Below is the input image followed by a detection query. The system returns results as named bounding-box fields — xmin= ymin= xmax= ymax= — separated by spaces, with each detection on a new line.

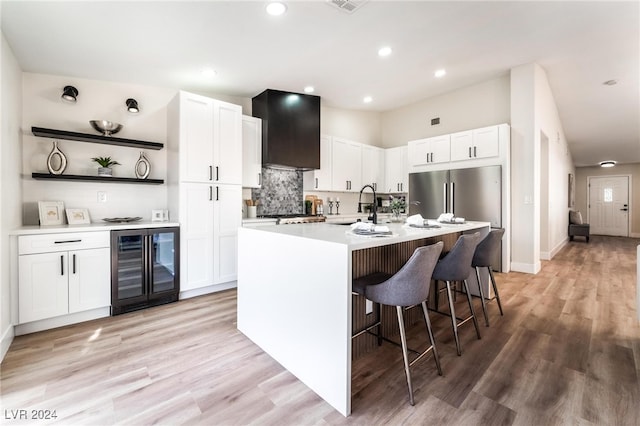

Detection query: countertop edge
xmin=10 ymin=221 xmax=180 ymax=236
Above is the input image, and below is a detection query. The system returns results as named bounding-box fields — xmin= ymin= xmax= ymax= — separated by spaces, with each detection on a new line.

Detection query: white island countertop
xmin=241 ymin=220 xmax=490 ymax=251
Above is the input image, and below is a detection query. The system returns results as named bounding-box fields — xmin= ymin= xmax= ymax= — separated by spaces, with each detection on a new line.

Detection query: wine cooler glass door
xmin=150 ymin=230 xmax=178 ymax=294
xmin=115 ymin=233 xmax=146 ymax=300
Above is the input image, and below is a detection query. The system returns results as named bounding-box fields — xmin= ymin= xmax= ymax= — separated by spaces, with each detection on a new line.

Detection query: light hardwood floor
xmin=2 ymin=236 xmax=639 ymax=425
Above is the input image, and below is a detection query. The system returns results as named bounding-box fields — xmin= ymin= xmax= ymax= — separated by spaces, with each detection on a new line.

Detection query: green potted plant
xmin=91 ymin=156 xmax=121 ymax=177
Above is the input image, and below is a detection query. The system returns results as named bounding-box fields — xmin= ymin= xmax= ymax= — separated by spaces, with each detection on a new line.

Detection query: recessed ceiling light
xmin=363 ymin=96 xmax=372 ymax=103
xmin=434 ymin=69 xmax=446 ymax=78
xmin=378 ymin=46 xmax=392 ymax=57
xmin=603 ymin=79 xmax=618 ymax=86
xmin=304 ymin=86 xmax=315 ymax=93
xmin=599 ymin=160 xmax=616 ymax=167
xmin=266 ymin=2 xmax=287 ymax=16
xmin=202 ymin=68 xmax=217 ymax=78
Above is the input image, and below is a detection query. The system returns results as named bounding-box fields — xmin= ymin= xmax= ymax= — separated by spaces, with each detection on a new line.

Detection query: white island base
xmin=237 ymin=221 xmax=490 ymax=416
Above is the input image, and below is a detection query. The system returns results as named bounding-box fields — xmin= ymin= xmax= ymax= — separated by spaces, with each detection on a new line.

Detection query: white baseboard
xmin=0 ymin=324 xmax=15 ymax=363
xmin=179 ymin=281 xmax=237 ymax=300
xmin=631 ymin=232 xmax=640 ymax=238
xmin=510 ymin=261 xmax=541 ymax=274
xmin=14 ymin=308 xmax=110 ymax=336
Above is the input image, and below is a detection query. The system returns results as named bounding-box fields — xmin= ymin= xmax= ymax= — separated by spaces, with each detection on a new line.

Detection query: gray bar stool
xmin=472 ymin=228 xmax=505 ymax=326
xmin=352 ymin=241 xmax=444 ymax=406
xmin=431 ymin=232 xmax=482 ymax=356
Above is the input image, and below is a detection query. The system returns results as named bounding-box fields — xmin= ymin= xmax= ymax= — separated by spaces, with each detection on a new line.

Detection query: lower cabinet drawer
xmin=19 ymin=231 xmax=110 ymax=255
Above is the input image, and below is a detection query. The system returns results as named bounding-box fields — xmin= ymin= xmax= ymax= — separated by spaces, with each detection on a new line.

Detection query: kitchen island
xmin=237 ymin=221 xmax=490 ymax=416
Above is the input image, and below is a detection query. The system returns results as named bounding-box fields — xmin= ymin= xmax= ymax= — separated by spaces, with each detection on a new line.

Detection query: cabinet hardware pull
xmin=60 ymin=255 xmax=64 ymax=276
xmin=216 ymin=166 xmax=219 ymax=181
xmin=54 ymin=239 xmax=81 ymax=244
xmin=209 ymin=165 xmax=213 ymax=181
xmin=315 ymin=178 xmax=318 ymax=189
xmin=468 ymin=147 xmax=472 ymax=158
xmin=209 ymin=186 xmax=213 ymax=201
xmin=474 ymin=146 xmax=477 ymax=157
xmin=72 ymin=254 xmax=76 ymax=274
xmin=430 ymin=153 xmax=434 ymax=163
xmin=216 ymin=186 xmax=219 ymax=201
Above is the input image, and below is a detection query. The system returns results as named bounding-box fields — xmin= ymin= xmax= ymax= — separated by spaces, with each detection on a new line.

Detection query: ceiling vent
xmin=326 ymin=0 xmax=368 ymax=14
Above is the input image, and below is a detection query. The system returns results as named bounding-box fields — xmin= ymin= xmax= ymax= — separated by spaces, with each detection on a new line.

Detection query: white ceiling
xmin=1 ymin=1 xmax=638 ymax=167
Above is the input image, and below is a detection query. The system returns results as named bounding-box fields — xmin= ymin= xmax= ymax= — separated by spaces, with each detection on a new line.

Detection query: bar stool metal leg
xmin=462 ymin=279 xmax=482 ymax=339
xmin=474 ymin=266 xmax=490 ymax=326
xmin=445 ymin=280 xmax=462 ymax=356
xmin=488 ymin=268 xmax=504 ymax=315
xmin=396 ymin=306 xmax=414 ymax=406
xmin=421 ymin=301 xmax=442 ymax=375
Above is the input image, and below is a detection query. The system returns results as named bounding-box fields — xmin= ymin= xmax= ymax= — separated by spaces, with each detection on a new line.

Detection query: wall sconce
xmin=126 ymin=98 xmax=140 ymax=113
xmin=61 ymin=85 xmax=78 ymax=103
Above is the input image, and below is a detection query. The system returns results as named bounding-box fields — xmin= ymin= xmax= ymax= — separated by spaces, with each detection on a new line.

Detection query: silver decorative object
xmin=46 ymin=140 xmax=67 ymax=175
xmin=135 ymin=152 xmax=150 ymax=179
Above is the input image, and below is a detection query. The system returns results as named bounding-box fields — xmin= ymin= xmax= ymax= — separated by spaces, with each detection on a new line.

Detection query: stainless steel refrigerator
xmin=409 ymin=165 xmax=502 ymax=272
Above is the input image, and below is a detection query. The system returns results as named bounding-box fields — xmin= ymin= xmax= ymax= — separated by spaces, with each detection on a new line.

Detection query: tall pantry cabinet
xmin=167 ymin=91 xmax=243 ymax=297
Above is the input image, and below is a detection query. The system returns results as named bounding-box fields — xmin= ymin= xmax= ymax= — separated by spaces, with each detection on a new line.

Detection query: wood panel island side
xmin=237 ymin=221 xmax=490 ymax=416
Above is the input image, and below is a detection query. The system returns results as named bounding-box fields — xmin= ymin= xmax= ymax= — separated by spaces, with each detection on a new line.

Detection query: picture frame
xmin=38 ymin=201 xmax=65 ymax=226
xmin=568 ymin=173 xmax=575 ymax=208
xmin=66 ymin=208 xmax=91 ymax=225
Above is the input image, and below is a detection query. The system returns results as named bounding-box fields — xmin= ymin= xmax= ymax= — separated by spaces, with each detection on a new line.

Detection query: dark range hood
xmin=252 ymin=89 xmax=320 ymax=170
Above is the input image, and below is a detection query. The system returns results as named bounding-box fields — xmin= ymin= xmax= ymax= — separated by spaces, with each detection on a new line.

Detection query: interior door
xmin=589 ymin=176 xmax=629 ymax=236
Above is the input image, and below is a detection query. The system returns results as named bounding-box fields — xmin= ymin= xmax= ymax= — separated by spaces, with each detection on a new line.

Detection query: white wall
xmin=510 ymin=63 xmax=574 ymax=272
xmin=380 ymin=75 xmax=511 ymax=147
xmin=21 ymin=73 xmax=177 ymax=224
xmin=1 ymin=32 xmax=23 ymax=360
xmin=321 ymin=106 xmax=382 ymax=146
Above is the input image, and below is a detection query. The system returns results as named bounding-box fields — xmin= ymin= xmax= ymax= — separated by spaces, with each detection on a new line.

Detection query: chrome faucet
xmin=357 ymin=184 xmax=377 ymax=224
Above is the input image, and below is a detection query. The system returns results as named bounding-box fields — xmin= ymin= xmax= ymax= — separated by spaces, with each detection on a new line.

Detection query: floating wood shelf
xmin=31 ymin=173 xmax=164 ymax=185
xmin=32 ymin=127 xmax=164 ymax=150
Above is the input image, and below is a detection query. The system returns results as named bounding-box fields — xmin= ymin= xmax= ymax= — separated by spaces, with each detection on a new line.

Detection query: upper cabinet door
xmin=361 ymin=145 xmax=385 ymax=192
xmin=180 ymin=93 xmax=215 ymax=183
xmin=472 ymin=125 xmax=500 ymax=159
xmin=385 ymin=146 xmax=408 ymax=193
xmin=450 ymin=130 xmax=473 ymax=162
xmin=429 ymin=135 xmax=451 ymax=164
xmin=332 ymin=137 xmax=362 ymax=192
xmin=213 ymin=100 xmax=243 ymax=185
xmin=242 ymin=115 xmax=262 ymax=188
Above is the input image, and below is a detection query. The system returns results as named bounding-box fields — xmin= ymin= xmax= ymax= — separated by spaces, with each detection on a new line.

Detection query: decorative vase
xmin=98 ymin=167 xmax=112 ymax=177
xmin=391 ymin=209 xmax=402 ymax=222
xmin=46 ymin=140 xmax=67 ymax=175
xmin=135 ymin=152 xmax=150 ymax=179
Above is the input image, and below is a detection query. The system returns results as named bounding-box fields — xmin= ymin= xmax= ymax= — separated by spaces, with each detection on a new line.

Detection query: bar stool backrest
xmin=472 ymin=228 xmax=505 ymax=268
xmin=365 ymin=241 xmax=443 ymax=307
xmin=432 ymin=232 xmax=481 ymax=282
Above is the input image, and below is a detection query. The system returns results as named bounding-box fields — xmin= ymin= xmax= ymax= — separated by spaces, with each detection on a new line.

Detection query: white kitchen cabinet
xmin=385 ymin=146 xmax=408 ymax=193
xmin=168 ymin=91 xmax=243 ymax=296
xmin=214 ymin=100 xmax=243 ymax=185
xmin=173 ymin=91 xmax=242 ymax=184
xmin=179 ymin=183 xmax=215 ymax=292
xmin=361 ymin=145 xmax=385 ymax=192
xmin=450 ymin=125 xmax=499 ymax=162
xmin=213 ymin=184 xmax=242 ymax=284
xmin=332 ymin=137 xmax=362 ymax=192
xmin=303 ymin=135 xmax=332 ymax=191
xmin=242 ymin=115 xmax=262 ymax=188
xmin=18 ymin=232 xmax=110 ymax=324
xmin=408 ymin=135 xmax=450 ymax=167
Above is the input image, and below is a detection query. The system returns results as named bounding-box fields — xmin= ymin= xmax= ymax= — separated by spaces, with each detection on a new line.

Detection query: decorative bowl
xmin=90 ymin=120 xmax=123 ymax=136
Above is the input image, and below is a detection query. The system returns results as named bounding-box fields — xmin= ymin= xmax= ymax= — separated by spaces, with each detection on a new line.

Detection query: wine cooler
xmin=111 ymin=227 xmax=180 ymax=315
